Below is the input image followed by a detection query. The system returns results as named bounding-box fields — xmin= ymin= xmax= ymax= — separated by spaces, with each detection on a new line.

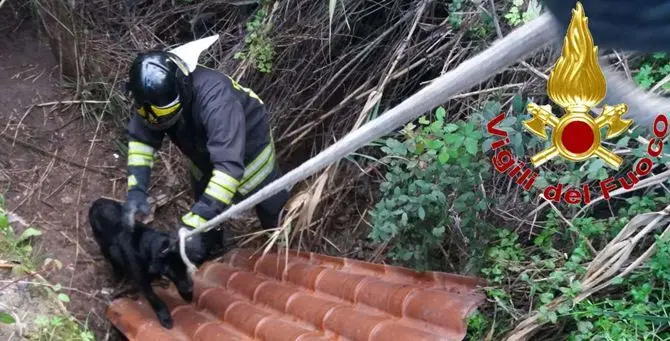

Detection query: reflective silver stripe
xmin=239 ymin=148 xmax=275 ymax=195
xmin=182 ymin=212 xmax=206 ymax=228
xmin=128 ymin=175 xmax=138 ymax=188
xmin=204 ymin=181 xmax=234 ymax=204
xmin=241 ymin=144 xmax=272 ymax=183
xmin=128 ymin=155 xmax=154 ymax=167
xmin=211 ymin=169 xmax=239 ymax=193
xmin=128 ymin=141 xmax=155 ymax=157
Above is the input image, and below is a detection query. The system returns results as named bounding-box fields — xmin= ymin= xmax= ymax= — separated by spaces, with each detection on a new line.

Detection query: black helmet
xmin=127 ymin=50 xmax=191 ymax=130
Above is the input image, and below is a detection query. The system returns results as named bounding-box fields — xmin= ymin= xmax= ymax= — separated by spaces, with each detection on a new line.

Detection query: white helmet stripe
xmin=168 ymin=34 xmax=219 ymax=73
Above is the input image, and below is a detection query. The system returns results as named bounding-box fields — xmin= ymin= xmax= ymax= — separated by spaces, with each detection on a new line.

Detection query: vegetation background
xmin=1 ymin=0 xmax=670 ymax=340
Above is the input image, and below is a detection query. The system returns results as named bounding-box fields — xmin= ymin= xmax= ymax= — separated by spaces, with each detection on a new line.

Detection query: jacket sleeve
xmin=126 ymin=114 xmax=165 ymax=196
xmin=182 ymin=81 xmax=246 ymax=228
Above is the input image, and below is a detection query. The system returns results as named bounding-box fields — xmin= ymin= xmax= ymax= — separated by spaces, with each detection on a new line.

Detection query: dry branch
xmin=505 ymin=204 xmax=670 ymax=341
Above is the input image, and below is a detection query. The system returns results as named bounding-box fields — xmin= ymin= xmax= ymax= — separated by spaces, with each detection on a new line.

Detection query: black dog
xmin=89 ymin=197 xmax=195 ymax=329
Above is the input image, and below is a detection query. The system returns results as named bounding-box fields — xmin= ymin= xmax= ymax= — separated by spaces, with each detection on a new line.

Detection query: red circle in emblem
xmin=561 ymin=121 xmax=594 ymax=154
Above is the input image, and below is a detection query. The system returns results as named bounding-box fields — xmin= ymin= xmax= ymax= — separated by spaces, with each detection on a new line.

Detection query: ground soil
xmin=0 ymin=8 xmax=271 ymax=340
xmin=0 ymin=8 xmax=128 ymax=340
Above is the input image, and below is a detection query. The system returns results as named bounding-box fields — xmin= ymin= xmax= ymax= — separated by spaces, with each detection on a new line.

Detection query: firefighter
xmin=122 ymin=36 xmax=290 ymax=263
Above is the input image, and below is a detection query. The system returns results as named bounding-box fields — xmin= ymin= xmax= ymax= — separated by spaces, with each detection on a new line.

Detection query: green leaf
xmin=0 ymin=214 xmax=9 ymax=230
xmin=533 ymin=176 xmax=549 ymax=189
xmin=438 ymin=146 xmax=450 ymax=164
xmin=432 ymin=226 xmax=445 ymax=238
xmin=482 ymin=137 xmax=496 ymax=152
xmin=559 ymin=174 xmax=572 ymax=184
xmin=18 ymin=227 xmax=41 ymax=242
xmin=443 ymin=123 xmax=459 ymax=133
xmin=548 ymin=311 xmax=558 ymax=324
xmin=427 ymin=139 xmax=445 ymax=150
xmin=512 ymin=94 xmax=525 ymax=114
xmin=435 ymin=106 xmax=446 ymax=121
xmin=465 ymin=138 xmax=478 ymax=155
xmin=610 ymin=276 xmax=624 ymax=285
xmin=53 ymin=283 xmax=62 ymax=292
xmin=445 ymin=134 xmax=463 ymax=147
xmin=577 ymin=321 xmax=594 ymax=333
xmin=511 ymin=132 xmax=523 ymax=149
xmin=539 ymin=292 xmax=554 ymax=304
xmin=35 ymin=315 xmax=49 ymax=327
xmin=587 ymin=158 xmax=605 ymax=174
xmin=482 ymin=101 xmax=502 ymax=119
xmin=653 ymin=52 xmax=667 ymax=59
xmin=385 ymin=138 xmax=407 ymax=156
xmin=57 ymin=293 xmax=70 ymax=303
xmin=468 ymin=129 xmax=483 ymax=140
xmin=418 ymin=207 xmax=426 ymax=220
xmin=0 ymin=312 xmax=15 ymax=324
xmin=418 ymin=116 xmax=430 ymax=125
xmin=429 ymin=121 xmax=443 ymax=134
xmin=616 ymin=136 xmax=630 ymax=147
xmin=501 ymin=116 xmax=517 ymax=127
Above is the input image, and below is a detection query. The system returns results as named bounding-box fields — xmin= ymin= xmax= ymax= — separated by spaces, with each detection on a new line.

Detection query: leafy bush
xmin=504 ymin=0 xmax=542 ymax=27
xmin=632 ymin=52 xmax=670 ymax=91
xmin=0 ymin=195 xmax=41 ymax=274
xmin=367 ymin=92 xmax=670 ymax=339
xmin=234 ymin=2 xmax=275 ymax=74
xmin=367 ymin=106 xmax=490 ymax=270
xmin=466 ymin=196 xmax=670 ymax=340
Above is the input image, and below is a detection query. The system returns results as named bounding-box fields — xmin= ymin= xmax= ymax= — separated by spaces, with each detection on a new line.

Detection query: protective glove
xmin=122 ymin=189 xmax=151 ymax=229
xmin=180 ymin=226 xmax=208 ymax=265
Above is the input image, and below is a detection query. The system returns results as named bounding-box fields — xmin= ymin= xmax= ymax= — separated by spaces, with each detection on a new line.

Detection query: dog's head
xmin=162 ymin=229 xmax=210 ymax=266
xmin=149 ymin=233 xmax=194 ymax=302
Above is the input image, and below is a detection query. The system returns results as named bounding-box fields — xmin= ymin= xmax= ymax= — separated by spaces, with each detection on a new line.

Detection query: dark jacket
xmin=125 ymin=66 xmax=275 ymax=226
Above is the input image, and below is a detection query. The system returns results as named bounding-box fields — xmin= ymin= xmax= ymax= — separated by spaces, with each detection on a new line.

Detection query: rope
xmin=177 ymin=12 xmax=561 ymax=275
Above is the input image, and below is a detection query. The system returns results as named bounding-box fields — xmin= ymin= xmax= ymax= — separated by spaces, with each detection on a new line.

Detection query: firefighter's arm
xmin=181 ymin=82 xmax=246 ymax=228
xmin=126 ymin=114 xmax=165 ymax=199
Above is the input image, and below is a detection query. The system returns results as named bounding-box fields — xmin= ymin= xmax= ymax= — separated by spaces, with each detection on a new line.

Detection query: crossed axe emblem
xmin=523 ymin=102 xmax=632 ymax=169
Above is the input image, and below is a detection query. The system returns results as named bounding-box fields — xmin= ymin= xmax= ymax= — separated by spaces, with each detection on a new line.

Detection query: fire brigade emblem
xmin=522 ymin=1 xmax=632 ymax=169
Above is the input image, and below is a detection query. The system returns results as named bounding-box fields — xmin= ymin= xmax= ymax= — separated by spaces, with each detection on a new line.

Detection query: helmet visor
xmin=134 ymin=97 xmax=182 ymax=129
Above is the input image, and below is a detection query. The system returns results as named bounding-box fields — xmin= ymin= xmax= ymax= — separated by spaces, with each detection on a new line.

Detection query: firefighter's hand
xmin=180 ymin=225 xmax=208 ymax=265
xmin=123 ymin=190 xmax=151 ymax=227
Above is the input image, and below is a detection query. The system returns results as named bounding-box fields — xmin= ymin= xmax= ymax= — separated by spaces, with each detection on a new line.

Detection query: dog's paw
xmin=157 ymin=310 xmax=174 ymax=329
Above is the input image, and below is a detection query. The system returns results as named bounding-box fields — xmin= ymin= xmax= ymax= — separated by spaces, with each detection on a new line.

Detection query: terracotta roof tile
xmin=107 ymin=248 xmax=486 ymax=341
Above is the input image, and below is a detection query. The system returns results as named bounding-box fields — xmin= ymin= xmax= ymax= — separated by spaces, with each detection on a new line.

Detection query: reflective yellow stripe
xmin=211 ymin=169 xmax=239 ymax=193
xmin=182 ymin=212 xmax=207 ymax=228
xmin=239 ymin=146 xmax=275 ymax=195
xmin=128 ymin=141 xmax=155 ymax=157
xmin=241 ymin=144 xmax=272 ymax=183
xmin=204 ymin=181 xmax=234 ymax=205
xmin=128 ymin=175 xmax=138 ymax=188
xmin=225 ymin=75 xmax=264 ymax=104
xmin=128 ymin=155 xmax=154 ymax=167
xmin=151 ymin=100 xmax=181 ymax=117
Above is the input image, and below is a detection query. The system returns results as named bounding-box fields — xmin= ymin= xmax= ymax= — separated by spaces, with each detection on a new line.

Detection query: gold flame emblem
xmin=522 ymin=1 xmax=632 ymax=169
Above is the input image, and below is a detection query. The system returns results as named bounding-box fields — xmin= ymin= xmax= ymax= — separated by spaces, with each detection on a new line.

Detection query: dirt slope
xmin=1 ymin=8 xmax=125 ymax=340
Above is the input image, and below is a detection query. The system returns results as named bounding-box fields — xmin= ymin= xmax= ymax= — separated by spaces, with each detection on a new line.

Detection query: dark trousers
xmin=190 ymin=162 xmax=290 ymax=230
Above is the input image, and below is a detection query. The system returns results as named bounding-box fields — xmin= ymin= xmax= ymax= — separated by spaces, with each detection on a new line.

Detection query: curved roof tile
xmin=107 ymin=248 xmax=486 ymax=341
